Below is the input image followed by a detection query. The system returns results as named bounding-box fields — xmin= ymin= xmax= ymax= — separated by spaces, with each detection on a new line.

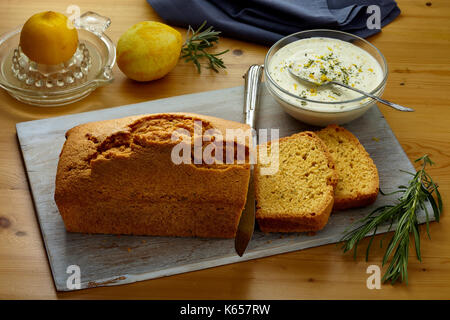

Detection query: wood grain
xmin=0 ymin=0 xmax=449 ymax=299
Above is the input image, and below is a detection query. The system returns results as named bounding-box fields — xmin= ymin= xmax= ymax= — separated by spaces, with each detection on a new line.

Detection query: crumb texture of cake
xmin=317 ymin=124 xmax=379 ymax=210
xmin=255 ymin=131 xmax=337 ymax=233
xmin=54 ymin=112 xmax=251 ymax=238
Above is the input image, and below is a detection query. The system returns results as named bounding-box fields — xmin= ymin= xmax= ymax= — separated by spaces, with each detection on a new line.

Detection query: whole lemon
xmin=20 ymin=11 xmax=78 ymax=65
xmin=117 ymin=21 xmax=182 ymax=81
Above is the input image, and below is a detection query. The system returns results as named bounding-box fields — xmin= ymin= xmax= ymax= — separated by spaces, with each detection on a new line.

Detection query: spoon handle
xmin=330 ymin=81 xmax=414 ymax=112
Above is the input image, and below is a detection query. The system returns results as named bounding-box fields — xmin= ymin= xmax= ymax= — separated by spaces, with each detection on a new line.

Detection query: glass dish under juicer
xmin=0 ymin=11 xmax=116 ymax=107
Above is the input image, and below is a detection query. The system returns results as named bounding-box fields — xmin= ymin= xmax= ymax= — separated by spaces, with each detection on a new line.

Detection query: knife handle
xmin=244 ymin=64 xmax=264 ymax=129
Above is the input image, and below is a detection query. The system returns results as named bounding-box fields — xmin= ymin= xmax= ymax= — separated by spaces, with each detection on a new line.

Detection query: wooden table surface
xmin=0 ymin=0 xmax=449 ymax=299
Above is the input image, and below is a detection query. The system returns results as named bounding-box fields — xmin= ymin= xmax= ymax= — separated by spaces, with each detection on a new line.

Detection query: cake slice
xmin=316 ymin=125 xmax=379 ymax=210
xmin=254 ymin=131 xmax=337 ymax=233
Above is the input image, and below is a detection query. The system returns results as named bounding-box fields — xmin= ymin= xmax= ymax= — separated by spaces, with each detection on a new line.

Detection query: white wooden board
xmin=16 ymin=85 xmax=429 ymax=291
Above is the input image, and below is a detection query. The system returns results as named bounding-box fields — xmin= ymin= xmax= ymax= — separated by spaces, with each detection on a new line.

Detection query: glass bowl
xmin=0 ymin=11 xmax=116 ymax=107
xmin=264 ymin=29 xmax=388 ymax=126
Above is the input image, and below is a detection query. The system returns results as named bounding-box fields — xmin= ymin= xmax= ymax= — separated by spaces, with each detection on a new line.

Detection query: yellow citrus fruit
xmin=117 ymin=21 xmax=182 ymax=81
xmin=20 ymin=11 xmax=78 ymax=65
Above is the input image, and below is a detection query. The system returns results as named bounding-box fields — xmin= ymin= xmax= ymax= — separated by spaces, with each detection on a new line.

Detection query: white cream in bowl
xmin=267 ymin=37 xmax=384 ymax=111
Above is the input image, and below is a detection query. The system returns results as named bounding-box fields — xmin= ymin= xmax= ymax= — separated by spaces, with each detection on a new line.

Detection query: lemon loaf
xmin=316 ymin=125 xmax=379 ymax=210
xmin=54 ymin=113 xmax=251 ymax=238
xmin=254 ymin=132 xmax=338 ymax=233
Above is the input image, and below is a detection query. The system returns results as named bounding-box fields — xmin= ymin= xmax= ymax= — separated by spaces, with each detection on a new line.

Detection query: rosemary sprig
xmin=181 ymin=21 xmax=229 ymax=73
xmin=341 ymin=155 xmax=442 ymax=284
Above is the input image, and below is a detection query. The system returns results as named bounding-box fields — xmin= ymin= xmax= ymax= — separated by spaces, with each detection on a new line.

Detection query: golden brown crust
xmin=333 ymin=192 xmax=379 ymax=210
xmin=55 ymin=112 xmax=251 ymax=238
xmin=317 ymin=124 xmax=379 ymax=211
xmin=257 ymin=196 xmax=334 ymax=232
xmin=254 ymin=131 xmax=337 ymax=233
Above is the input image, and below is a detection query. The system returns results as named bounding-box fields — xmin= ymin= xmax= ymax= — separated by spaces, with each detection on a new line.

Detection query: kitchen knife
xmin=235 ymin=64 xmax=263 ymax=257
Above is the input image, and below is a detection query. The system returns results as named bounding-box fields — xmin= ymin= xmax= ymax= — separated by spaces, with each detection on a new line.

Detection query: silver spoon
xmin=287 ymin=66 xmax=414 ymax=112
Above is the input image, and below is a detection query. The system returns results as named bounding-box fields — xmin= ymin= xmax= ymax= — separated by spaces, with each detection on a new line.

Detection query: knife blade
xmin=235 ymin=64 xmax=263 ymax=257
xmin=235 ymin=171 xmax=255 ymax=256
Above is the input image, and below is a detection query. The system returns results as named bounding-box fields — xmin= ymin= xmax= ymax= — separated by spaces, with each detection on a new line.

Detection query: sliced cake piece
xmin=316 ymin=124 xmax=379 ymax=210
xmin=254 ymin=131 xmax=337 ymax=233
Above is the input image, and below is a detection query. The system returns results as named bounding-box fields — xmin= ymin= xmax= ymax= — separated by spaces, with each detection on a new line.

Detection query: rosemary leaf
xmin=181 ymin=21 xmax=229 ymax=73
xmin=340 ymin=155 xmax=442 ymax=284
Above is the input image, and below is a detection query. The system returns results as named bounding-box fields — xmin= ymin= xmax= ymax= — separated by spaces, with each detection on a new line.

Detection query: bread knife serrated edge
xmin=235 ymin=64 xmax=263 ymax=257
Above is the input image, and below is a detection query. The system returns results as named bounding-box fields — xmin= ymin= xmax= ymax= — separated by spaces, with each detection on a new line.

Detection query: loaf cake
xmin=254 ymin=132 xmax=337 ymax=233
xmin=54 ymin=113 xmax=251 ymax=238
xmin=316 ymin=125 xmax=379 ymax=210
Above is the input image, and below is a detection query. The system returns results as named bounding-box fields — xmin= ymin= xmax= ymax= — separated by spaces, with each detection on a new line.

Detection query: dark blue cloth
xmin=147 ymin=0 xmax=400 ymax=46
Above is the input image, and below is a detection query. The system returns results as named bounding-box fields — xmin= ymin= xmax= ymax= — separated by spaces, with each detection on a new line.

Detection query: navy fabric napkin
xmin=146 ymin=0 xmax=400 ymax=46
